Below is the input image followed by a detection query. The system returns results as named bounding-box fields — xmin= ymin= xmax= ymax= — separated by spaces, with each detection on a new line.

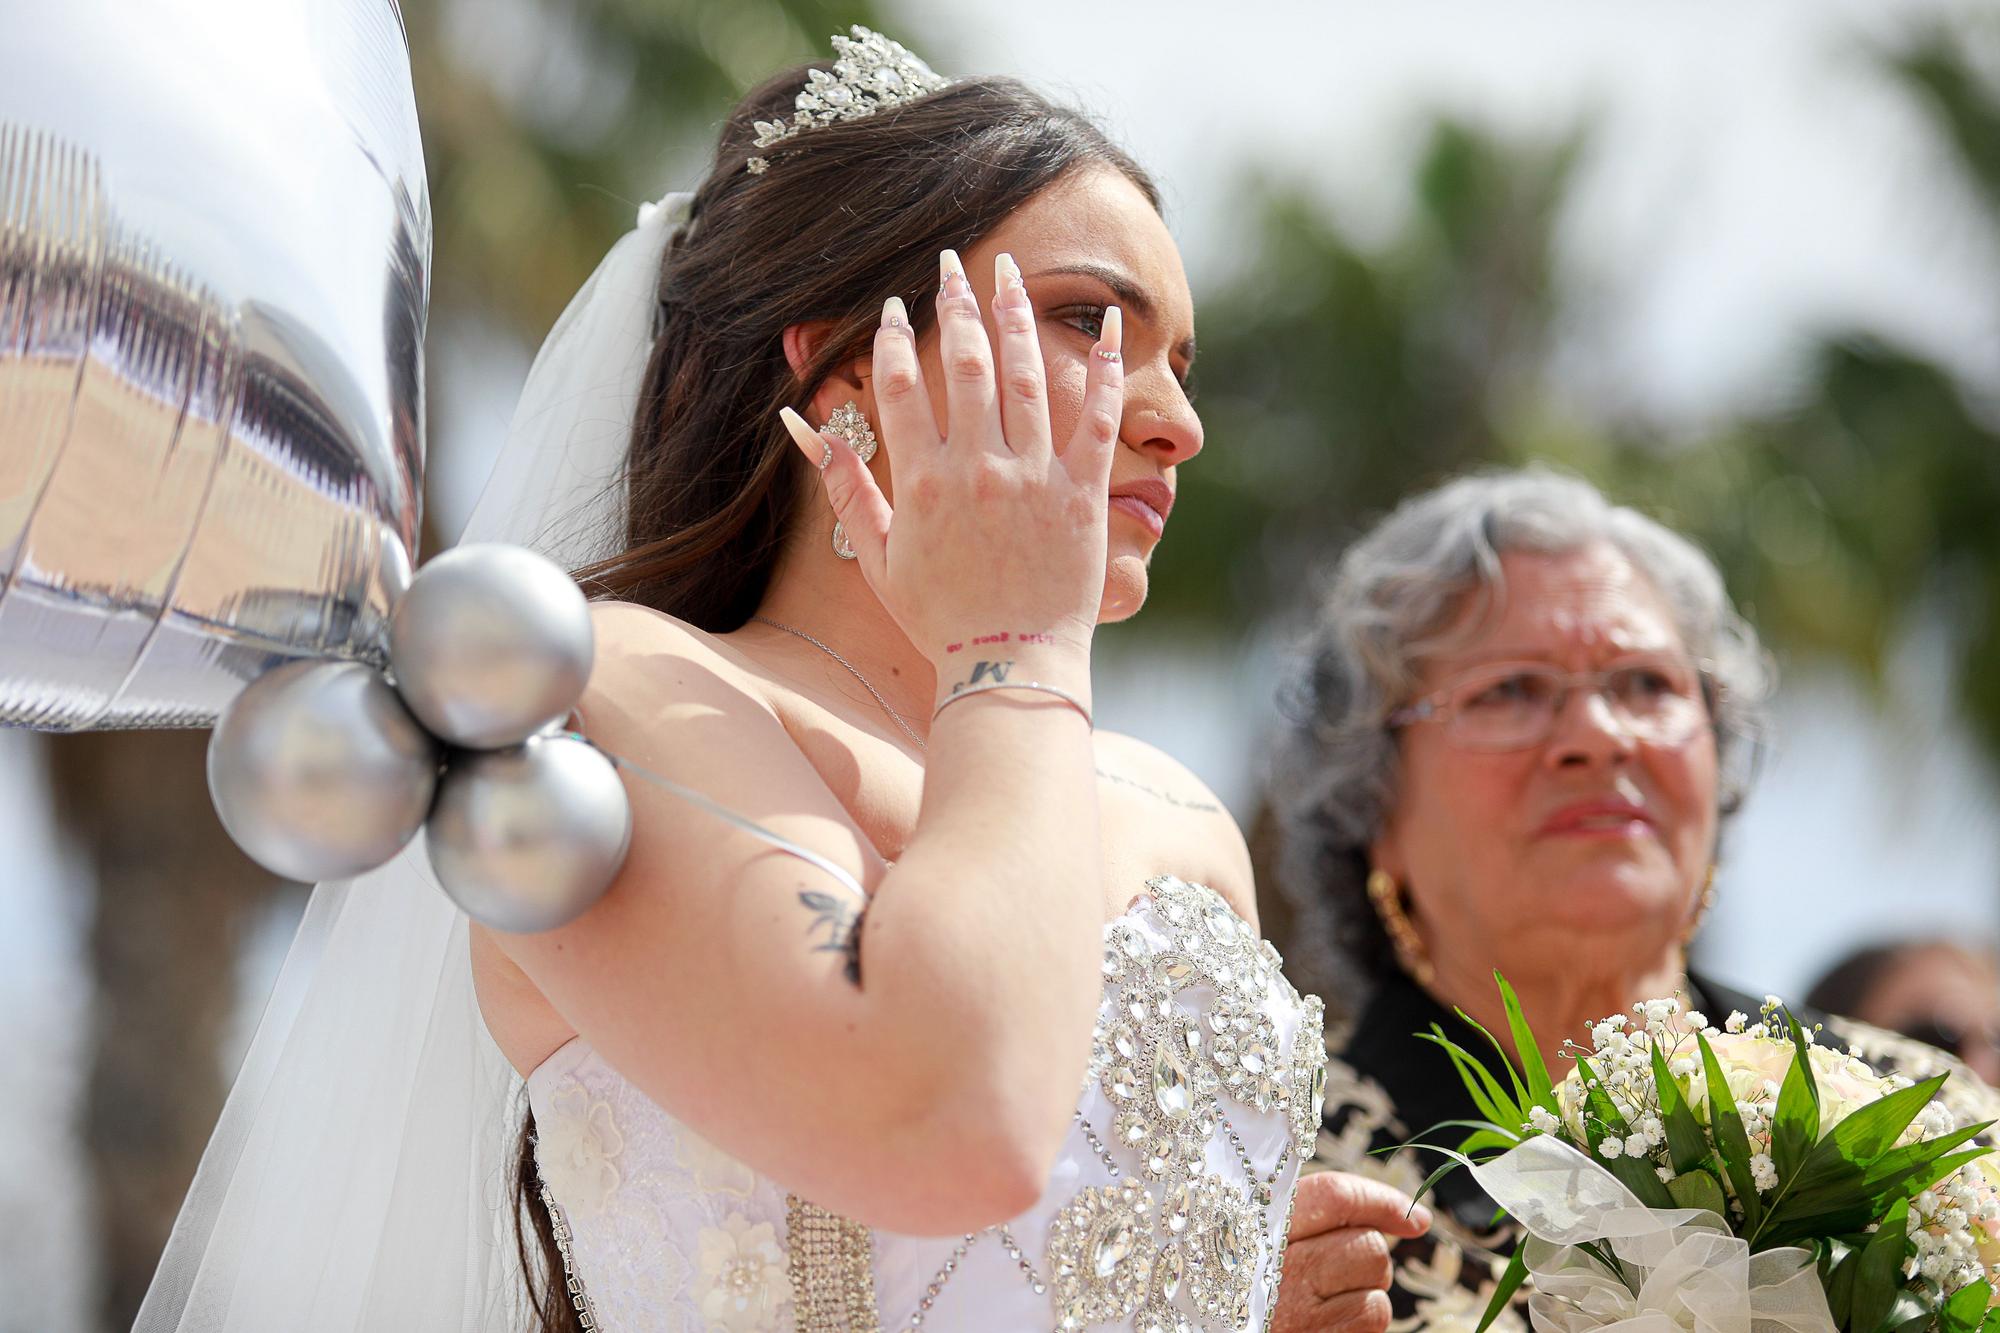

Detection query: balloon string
xmin=566 ymin=733 xmax=869 ymax=903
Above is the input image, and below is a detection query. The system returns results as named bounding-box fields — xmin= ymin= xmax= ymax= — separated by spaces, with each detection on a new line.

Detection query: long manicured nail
xmin=938 ymin=248 xmax=969 ymax=300
xmin=1095 ymin=305 xmax=1123 ymax=363
xmin=994 ymin=251 xmax=1025 ymax=306
xmin=778 ymin=406 xmax=832 ymax=469
xmin=882 ymin=295 xmax=908 ymax=330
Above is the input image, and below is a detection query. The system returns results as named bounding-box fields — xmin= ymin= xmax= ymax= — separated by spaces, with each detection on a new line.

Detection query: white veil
xmin=133 ymin=193 xmax=692 ymax=1332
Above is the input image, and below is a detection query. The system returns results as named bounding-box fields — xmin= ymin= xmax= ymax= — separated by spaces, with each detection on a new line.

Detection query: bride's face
xmin=847 ymin=167 xmax=1203 ymax=623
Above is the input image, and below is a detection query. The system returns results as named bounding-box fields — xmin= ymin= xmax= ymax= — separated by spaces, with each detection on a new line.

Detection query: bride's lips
xmin=1108 ymin=479 xmax=1173 ymax=538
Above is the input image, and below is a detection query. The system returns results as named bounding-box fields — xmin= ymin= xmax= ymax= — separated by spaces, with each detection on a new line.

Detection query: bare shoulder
xmin=1093 ymin=730 xmax=1257 ymax=926
xmin=579 ymin=601 xmax=779 ymax=743
xmin=587 ymin=599 xmax=749 ymax=674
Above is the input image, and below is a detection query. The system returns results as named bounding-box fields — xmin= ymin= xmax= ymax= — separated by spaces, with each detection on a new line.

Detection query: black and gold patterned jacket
xmin=1309 ymin=968 xmax=2000 ymax=1333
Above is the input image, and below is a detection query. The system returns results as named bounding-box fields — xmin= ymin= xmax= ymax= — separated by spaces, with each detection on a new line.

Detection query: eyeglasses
xmin=1387 ymin=655 xmax=1715 ymax=752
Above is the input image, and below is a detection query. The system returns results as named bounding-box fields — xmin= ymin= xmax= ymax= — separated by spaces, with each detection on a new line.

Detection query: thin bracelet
xmin=932 ymin=680 xmax=1093 ymax=728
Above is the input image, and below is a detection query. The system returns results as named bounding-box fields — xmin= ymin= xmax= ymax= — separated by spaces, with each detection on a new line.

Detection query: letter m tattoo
xmin=968 ymin=659 xmax=1013 ymax=687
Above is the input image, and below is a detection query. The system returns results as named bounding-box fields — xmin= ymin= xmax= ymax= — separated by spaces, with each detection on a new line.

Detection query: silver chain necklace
xmin=751 ymin=615 xmax=928 ymax=752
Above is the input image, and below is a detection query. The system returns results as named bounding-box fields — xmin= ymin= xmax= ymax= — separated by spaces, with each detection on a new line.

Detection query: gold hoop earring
xmin=824 ymin=400 xmax=877 ymax=560
xmin=1683 ymin=865 xmax=1718 ymax=947
xmin=1367 ymin=868 xmax=1434 ymax=988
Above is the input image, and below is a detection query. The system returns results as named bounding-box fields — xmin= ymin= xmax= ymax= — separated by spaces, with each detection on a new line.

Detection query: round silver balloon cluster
xmin=206 ymin=545 xmax=632 ymax=931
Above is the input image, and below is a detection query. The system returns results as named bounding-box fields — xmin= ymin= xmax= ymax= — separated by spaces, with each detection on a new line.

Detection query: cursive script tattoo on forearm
xmin=941 ymin=630 xmax=1058 ymax=656
xmin=798 ymin=890 xmax=864 ymax=986
xmin=1096 ymin=766 xmax=1223 ymax=814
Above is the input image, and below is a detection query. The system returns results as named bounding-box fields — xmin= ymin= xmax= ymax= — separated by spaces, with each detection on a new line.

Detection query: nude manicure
xmin=1095 ymin=305 xmax=1123 ymax=363
xmin=938 ymin=248 xmax=969 ymax=300
xmin=778 ymin=406 xmax=832 ymax=469
xmin=994 ymin=251 xmax=1024 ymax=304
xmin=882 ymin=295 xmax=908 ymax=329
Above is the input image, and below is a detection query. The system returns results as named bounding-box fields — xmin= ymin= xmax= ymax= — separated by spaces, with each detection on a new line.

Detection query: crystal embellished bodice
xmin=525 ymin=875 xmax=1327 ymax=1332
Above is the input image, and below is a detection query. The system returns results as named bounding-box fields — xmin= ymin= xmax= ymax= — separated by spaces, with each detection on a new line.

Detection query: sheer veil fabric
xmin=135 ymin=195 xmax=691 ymax=1331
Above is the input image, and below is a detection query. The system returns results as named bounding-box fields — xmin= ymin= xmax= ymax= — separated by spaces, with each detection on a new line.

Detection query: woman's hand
xmin=1270 ymin=1172 xmax=1432 ymax=1333
xmin=781 ymin=248 xmax=1124 ymax=675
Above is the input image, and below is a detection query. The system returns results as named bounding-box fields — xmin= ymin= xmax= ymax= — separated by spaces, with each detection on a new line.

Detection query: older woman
xmin=1271 ymin=468 xmax=1996 ymax=1331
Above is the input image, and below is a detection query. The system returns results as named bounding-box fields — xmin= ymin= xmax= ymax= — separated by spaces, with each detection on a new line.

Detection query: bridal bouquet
xmin=1417 ymin=979 xmax=2000 ymax=1333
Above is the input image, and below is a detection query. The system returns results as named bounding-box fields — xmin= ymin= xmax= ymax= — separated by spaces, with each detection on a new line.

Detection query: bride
xmin=139 ymin=28 xmax=1424 ymax=1332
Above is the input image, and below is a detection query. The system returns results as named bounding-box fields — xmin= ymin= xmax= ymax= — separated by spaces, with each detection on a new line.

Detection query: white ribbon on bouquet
xmin=1467 ymin=1135 xmax=1838 ymax=1333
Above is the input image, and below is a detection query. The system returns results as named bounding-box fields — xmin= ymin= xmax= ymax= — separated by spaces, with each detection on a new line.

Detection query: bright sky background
xmin=6 ymin=0 xmax=2000 ymax=1318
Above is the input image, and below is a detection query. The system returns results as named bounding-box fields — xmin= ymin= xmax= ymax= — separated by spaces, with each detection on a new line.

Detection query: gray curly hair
xmin=1270 ymin=467 xmax=1773 ymax=1005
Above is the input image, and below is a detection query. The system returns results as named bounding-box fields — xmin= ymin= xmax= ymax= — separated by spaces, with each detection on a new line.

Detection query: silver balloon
xmin=389 ymin=544 xmax=594 ymax=750
xmin=0 ymin=0 xmax=428 ymax=731
xmin=427 ymin=734 xmax=631 ymax=933
xmin=208 ymin=658 xmax=439 ymax=882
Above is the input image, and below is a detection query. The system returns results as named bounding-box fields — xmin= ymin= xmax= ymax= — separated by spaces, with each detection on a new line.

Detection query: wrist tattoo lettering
xmin=942 ymin=630 xmax=1058 ymax=655
xmin=799 ymin=890 xmax=864 ymax=986
xmin=944 ymin=659 xmax=1014 ymax=694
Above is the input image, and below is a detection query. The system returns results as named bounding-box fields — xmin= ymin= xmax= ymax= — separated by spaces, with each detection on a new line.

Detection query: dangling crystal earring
xmin=1367 ymin=868 xmax=1435 ymax=988
xmin=824 ymin=400 xmax=877 ymax=561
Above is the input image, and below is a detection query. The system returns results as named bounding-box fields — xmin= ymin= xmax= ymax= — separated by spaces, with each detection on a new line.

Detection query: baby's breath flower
xmin=1750 ymin=1153 xmax=1779 ymax=1193
xmin=1725 ymin=1012 xmax=1748 ymax=1034
xmin=1599 ymin=1137 xmax=1625 ymax=1160
xmin=1624 ymin=1132 xmax=1650 ymax=1158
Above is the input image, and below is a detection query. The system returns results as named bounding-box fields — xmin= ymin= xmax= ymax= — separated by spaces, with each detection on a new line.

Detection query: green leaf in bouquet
xmin=1650 ymin=1045 xmax=1714 ymax=1177
xmin=1573 ymin=1057 xmax=1629 ymax=1135
xmin=1419 ymin=1026 xmax=1523 ymax=1131
xmin=1979 ymin=1302 xmax=2000 ymax=1333
xmin=1942 ymin=1278 xmax=1992 ymax=1333
xmin=1763 ymin=1121 xmax=1991 ymax=1242
xmin=1881 ymin=1290 xmax=1936 ymax=1333
xmin=1823 ymin=1238 xmax=1859 ymax=1328
xmin=1496 ymin=972 xmax=1558 ymax=1108
xmin=1666 ymin=1168 xmax=1729 ymax=1217
xmin=1824 ymin=1074 xmax=1950 ymax=1166
xmin=1381 ymin=1125 xmax=1531 ymax=1207
xmin=1475 ymin=1244 xmax=1531 ymax=1333
xmin=1696 ymin=1030 xmax=1765 ymax=1231
xmin=1454 ymin=1003 xmax=1532 ymax=1110
xmin=1381 ymin=1115 xmax=1525 ymax=1163
xmin=1575 ymin=1058 xmax=1677 ymax=1210
xmin=1783 ymin=1012 xmax=1823 ymax=1107
xmin=1849 ymin=1196 xmax=1912 ymax=1333
xmin=1773 ymin=1027 xmax=1823 ymax=1185
xmin=1899 ymin=1145 xmax=1995 ymax=1199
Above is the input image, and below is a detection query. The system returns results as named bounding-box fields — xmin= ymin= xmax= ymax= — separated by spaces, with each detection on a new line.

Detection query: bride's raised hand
xmin=781 ymin=247 xmax=1124 ymax=681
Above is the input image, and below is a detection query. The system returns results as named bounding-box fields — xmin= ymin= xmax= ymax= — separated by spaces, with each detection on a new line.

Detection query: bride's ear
xmin=782 ymin=320 xmax=870 ymax=421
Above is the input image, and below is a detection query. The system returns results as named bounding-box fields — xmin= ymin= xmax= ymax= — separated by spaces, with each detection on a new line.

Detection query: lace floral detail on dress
xmin=1050 ymin=874 xmax=1328 ymax=1333
xmin=538 ymin=1082 xmax=625 ymax=1221
xmin=674 ymin=1123 xmax=758 ymax=1199
xmin=697 ymin=1213 xmax=795 ymax=1331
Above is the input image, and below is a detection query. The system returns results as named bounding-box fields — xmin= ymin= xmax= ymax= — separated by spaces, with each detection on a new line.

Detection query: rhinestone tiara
xmin=746 ymin=26 xmax=951 ymax=175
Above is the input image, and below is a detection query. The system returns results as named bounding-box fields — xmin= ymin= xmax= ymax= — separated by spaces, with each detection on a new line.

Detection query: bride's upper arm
xmin=491 ymin=603 xmax=907 ymax=1183
xmin=1094 ymin=730 xmax=1258 ymax=929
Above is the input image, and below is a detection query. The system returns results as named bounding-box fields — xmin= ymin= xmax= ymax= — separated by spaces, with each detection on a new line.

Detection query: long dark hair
xmin=514 ymin=61 xmax=1159 ymax=1332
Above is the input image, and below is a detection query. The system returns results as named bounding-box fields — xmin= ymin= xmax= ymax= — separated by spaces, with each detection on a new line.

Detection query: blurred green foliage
xmin=406 ymin=0 xmax=884 ymax=333
xmin=1163 ymin=23 xmax=2000 ymax=759
xmin=403 ymin=2 xmax=2000 ymax=757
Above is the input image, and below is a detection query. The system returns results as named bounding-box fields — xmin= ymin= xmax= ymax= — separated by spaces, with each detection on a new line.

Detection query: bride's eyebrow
xmin=1024 ymin=261 xmax=1197 ymax=362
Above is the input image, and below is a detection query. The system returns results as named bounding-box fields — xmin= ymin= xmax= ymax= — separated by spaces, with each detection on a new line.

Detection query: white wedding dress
xmin=526 ymin=874 xmax=1327 ymax=1332
xmin=133 ymin=199 xmax=1328 ymax=1333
